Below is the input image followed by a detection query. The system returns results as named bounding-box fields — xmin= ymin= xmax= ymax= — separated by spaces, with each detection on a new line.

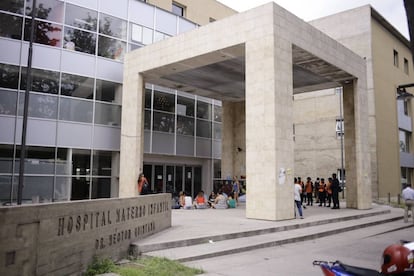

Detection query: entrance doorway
xmin=143 ymin=164 xmax=202 ymax=197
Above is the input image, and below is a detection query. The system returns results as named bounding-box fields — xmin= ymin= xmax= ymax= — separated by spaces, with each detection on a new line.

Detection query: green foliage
xmin=85 ymin=256 xmax=117 ymax=276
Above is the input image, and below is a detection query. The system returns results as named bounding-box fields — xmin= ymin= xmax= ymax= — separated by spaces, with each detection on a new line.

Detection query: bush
xmin=85 ymin=256 xmax=117 ymax=276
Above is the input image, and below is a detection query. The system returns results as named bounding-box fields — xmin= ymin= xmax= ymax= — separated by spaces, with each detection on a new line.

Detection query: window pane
xmin=18 ymin=92 xmax=58 ymax=119
xmin=99 ymin=13 xmax=127 ymax=40
xmin=21 ymin=176 xmax=53 ymax=203
xmin=98 ymin=35 xmax=125 ymax=61
xmin=0 ymin=176 xmax=12 ymax=204
xmin=145 ymin=88 xmax=152 ymax=108
xmin=197 ymin=101 xmax=211 ymax=120
xmin=196 ymin=119 xmax=211 ymax=138
xmin=144 ymin=110 xmax=151 ymax=130
xmin=153 ymin=111 xmax=174 ymax=133
xmin=94 ymin=102 xmax=121 ymax=126
xmin=213 ymin=122 xmax=221 ymax=139
xmin=0 ymin=63 xmax=20 ymax=89
xmin=0 ymin=13 xmax=23 ymax=39
xmin=0 ymin=89 xmax=17 ymax=115
xmin=59 ymin=97 xmax=93 ymax=123
xmin=56 ymin=148 xmax=71 ymax=175
xmin=177 ymin=96 xmax=194 ymax=117
xmin=142 ymin=26 xmax=153 ymax=45
xmin=0 ymin=0 xmax=24 ymax=14
xmin=21 ymin=67 xmax=59 ymax=94
xmin=24 ymin=19 xmax=62 ymax=47
xmin=61 ymin=73 xmax=94 ymax=99
xmin=54 ymin=176 xmax=70 ymax=201
xmin=65 ymin=3 xmax=97 ymax=31
xmin=72 ymin=149 xmax=90 ymax=175
xmin=92 ymin=151 xmax=112 ymax=176
xmin=14 ymin=146 xmax=55 ymax=174
xmin=91 ymin=177 xmax=111 ymax=199
xmin=153 ymin=90 xmax=175 ymax=113
xmin=172 ymin=3 xmax=184 ymax=16
xmin=214 ymin=105 xmax=222 ymax=122
xmin=177 ymin=115 xmax=194 ymax=136
xmin=96 ymin=79 xmax=121 ymax=103
xmin=130 ymin=23 xmax=142 ymax=43
xmin=71 ymin=176 xmax=90 ymax=200
xmin=0 ymin=145 xmax=14 ymax=174
xmin=63 ymin=26 xmax=96 ymax=54
xmin=26 ymin=0 xmax=64 ymax=22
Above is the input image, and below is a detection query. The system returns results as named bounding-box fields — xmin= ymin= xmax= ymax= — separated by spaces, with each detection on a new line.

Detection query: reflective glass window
xmin=0 ymin=0 xmax=24 ymax=14
xmin=54 ymin=176 xmax=70 ymax=201
xmin=177 ymin=96 xmax=194 ymax=117
xmin=96 ymin=79 xmax=121 ymax=103
xmin=99 ymin=13 xmax=127 ymax=40
xmin=172 ymin=2 xmax=185 ymax=17
xmin=26 ymin=0 xmax=64 ymax=23
xmin=18 ymin=92 xmax=58 ymax=119
xmin=59 ymin=97 xmax=93 ymax=123
xmin=63 ymin=26 xmax=96 ymax=54
xmin=213 ymin=122 xmax=221 ymax=139
xmin=91 ymin=177 xmax=111 ymax=199
xmin=56 ymin=148 xmax=71 ymax=175
xmin=71 ymin=176 xmax=90 ymax=200
xmin=98 ymin=35 xmax=125 ymax=61
xmin=92 ymin=151 xmax=111 ymax=176
xmin=21 ymin=67 xmax=59 ymax=94
xmin=72 ymin=149 xmax=91 ymax=175
xmin=61 ymin=73 xmax=94 ymax=99
xmin=153 ymin=111 xmax=174 ymax=133
xmin=0 ymin=176 xmax=12 ymax=204
xmin=0 ymin=13 xmax=23 ymax=39
xmin=21 ymin=176 xmax=53 ymax=203
xmin=94 ymin=102 xmax=121 ymax=126
xmin=65 ymin=3 xmax=97 ymax=31
xmin=24 ymin=19 xmax=62 ymax=47
xmin=213 ymin=104 xmax=222 ymax=122
xmin=0 ymin=63 xmax=20 ymax=89
xmin=153 ymin=90 xmax=175 ymax=113
xmin=197 ymin=101 xmax=211 ymax=120
xmin=0 ymin=89 xmax=17 ymax=115
xmin=154 ymin=31 xmax=170 ymax=42
xmin=144 ymin=110 xmax=151 ymax=130
xmin=196 ymin=119 xmax=211 ymax=138
xmin=145 ymin=88 xmax=152 ymax=109
xmin=177 ymin=115 xmax=194 ymax=136
xmin=0 ymin=145 xmax=14 ymax=174
xmin=14 ymin=146 xmax=55 ymax=174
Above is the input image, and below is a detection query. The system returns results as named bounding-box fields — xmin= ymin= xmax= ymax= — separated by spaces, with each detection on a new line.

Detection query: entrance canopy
xmin=120 ymin=2 xmax=371 ymax=220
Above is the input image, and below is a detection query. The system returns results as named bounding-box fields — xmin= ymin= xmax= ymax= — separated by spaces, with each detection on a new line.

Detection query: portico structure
xmin=120 ymin=2 xmax=371 ymax=220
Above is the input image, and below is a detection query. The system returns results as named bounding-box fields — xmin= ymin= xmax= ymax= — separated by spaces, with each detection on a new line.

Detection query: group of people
xmin=177 ymin=190 xmax=237 ymax=209
xmin=294 ymin=173 xmax=342 ymax=219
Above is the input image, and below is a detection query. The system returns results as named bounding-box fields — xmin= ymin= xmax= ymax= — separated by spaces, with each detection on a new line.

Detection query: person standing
xmin=137 ymin=173 xmax=148 ymax=195
xmin=232 ymin=175 xmax=240 ymax=205
xmin=294 ymin=178 xmax=304 ymax=219
xmin=326 ymin=178 xmax=333 ymax=207
xmin=305 ymin=177 xmax=313 ymax=206
xmin=318 ymin=178 xmax=326 ymax=207
xmin=402 ymin=183 xmax=414 ymax=223
xmin=314 ymin=177 xmax=320 ymax=203
xmin=298 ymin=177 xmax=306 ymax=208
xmin=331 ymin=173 xmax=340 ymax=209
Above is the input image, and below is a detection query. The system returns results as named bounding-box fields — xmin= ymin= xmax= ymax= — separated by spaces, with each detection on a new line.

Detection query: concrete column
xmin=343 ymin=80 xmax=372 ymax=209
xmin=119 ymin=73 xmax=145 ymax=197
xmin=245 ymin=36 xmax=294 ymax=221
xmin=221 ymin=101 xmax=246 ymax=179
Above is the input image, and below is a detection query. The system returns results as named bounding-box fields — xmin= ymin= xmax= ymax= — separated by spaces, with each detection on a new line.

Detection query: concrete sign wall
xmin=0 ymin=194 xmax=171 ymax=276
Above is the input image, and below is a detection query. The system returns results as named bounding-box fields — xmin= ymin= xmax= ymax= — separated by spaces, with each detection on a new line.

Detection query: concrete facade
xmin=120 ymin=3 xmax=370 ymax=220
xmin=0 ymin=194 xmax=171 ymax=276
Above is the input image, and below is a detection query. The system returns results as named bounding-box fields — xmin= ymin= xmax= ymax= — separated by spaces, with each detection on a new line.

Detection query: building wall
xmin=147 ymin=0 xmax=237 ymax=25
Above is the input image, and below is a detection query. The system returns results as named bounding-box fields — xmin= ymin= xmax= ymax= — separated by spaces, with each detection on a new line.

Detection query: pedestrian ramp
xmin=130 ymin=207 xmax=408 ymax=262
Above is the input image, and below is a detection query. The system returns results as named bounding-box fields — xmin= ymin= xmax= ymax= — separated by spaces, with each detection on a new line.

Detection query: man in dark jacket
xmin=331 ymin=173 xmax=340 ymax=209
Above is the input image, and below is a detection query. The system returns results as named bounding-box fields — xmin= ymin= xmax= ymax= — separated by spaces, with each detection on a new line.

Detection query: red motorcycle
xmin=313 ymin=241 xmax=414 ymax=276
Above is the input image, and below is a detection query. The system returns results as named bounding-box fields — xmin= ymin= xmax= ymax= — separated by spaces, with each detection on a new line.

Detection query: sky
xmin=217 ymin=0 xmax=409 ymax=39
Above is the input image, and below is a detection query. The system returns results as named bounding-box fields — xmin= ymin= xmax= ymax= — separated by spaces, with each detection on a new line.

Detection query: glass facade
xmin=0 ymin=0 xmax=220 ymax=205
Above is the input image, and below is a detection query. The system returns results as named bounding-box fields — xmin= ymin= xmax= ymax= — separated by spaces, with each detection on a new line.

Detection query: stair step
xmin=131 ymin=208 xmax=391 ymax=255
xmin=142 ymin=212 xmax=403 ymax=262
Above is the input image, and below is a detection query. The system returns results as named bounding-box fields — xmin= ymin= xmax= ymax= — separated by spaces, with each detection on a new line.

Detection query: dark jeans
xmin=295 ymin=200 xmax=303 ymax=217
xmin=306 ymin=193 xmax=313 ymax=205
xmin=332 ymin=192 xmax=339 ymax=208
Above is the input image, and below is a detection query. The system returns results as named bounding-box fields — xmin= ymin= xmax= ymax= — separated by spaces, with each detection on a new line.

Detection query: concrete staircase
xmin=130 ymin=208 xmax=408 ymax=262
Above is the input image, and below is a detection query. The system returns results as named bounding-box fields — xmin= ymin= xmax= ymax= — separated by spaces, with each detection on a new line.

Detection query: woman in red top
xmin=137 ymin=173 xmax=148 ymax=195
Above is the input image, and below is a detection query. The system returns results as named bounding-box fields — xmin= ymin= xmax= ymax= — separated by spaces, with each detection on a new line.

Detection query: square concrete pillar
xmin=119 ymin=73 xmax=145 ymax=197
xmin=343 ymin=81 xmax=372 ymax=209
xmin=245 ymin=36 xmax=294 ymax=221
xmin=221 ymin=101 xmax=246 ymax=179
